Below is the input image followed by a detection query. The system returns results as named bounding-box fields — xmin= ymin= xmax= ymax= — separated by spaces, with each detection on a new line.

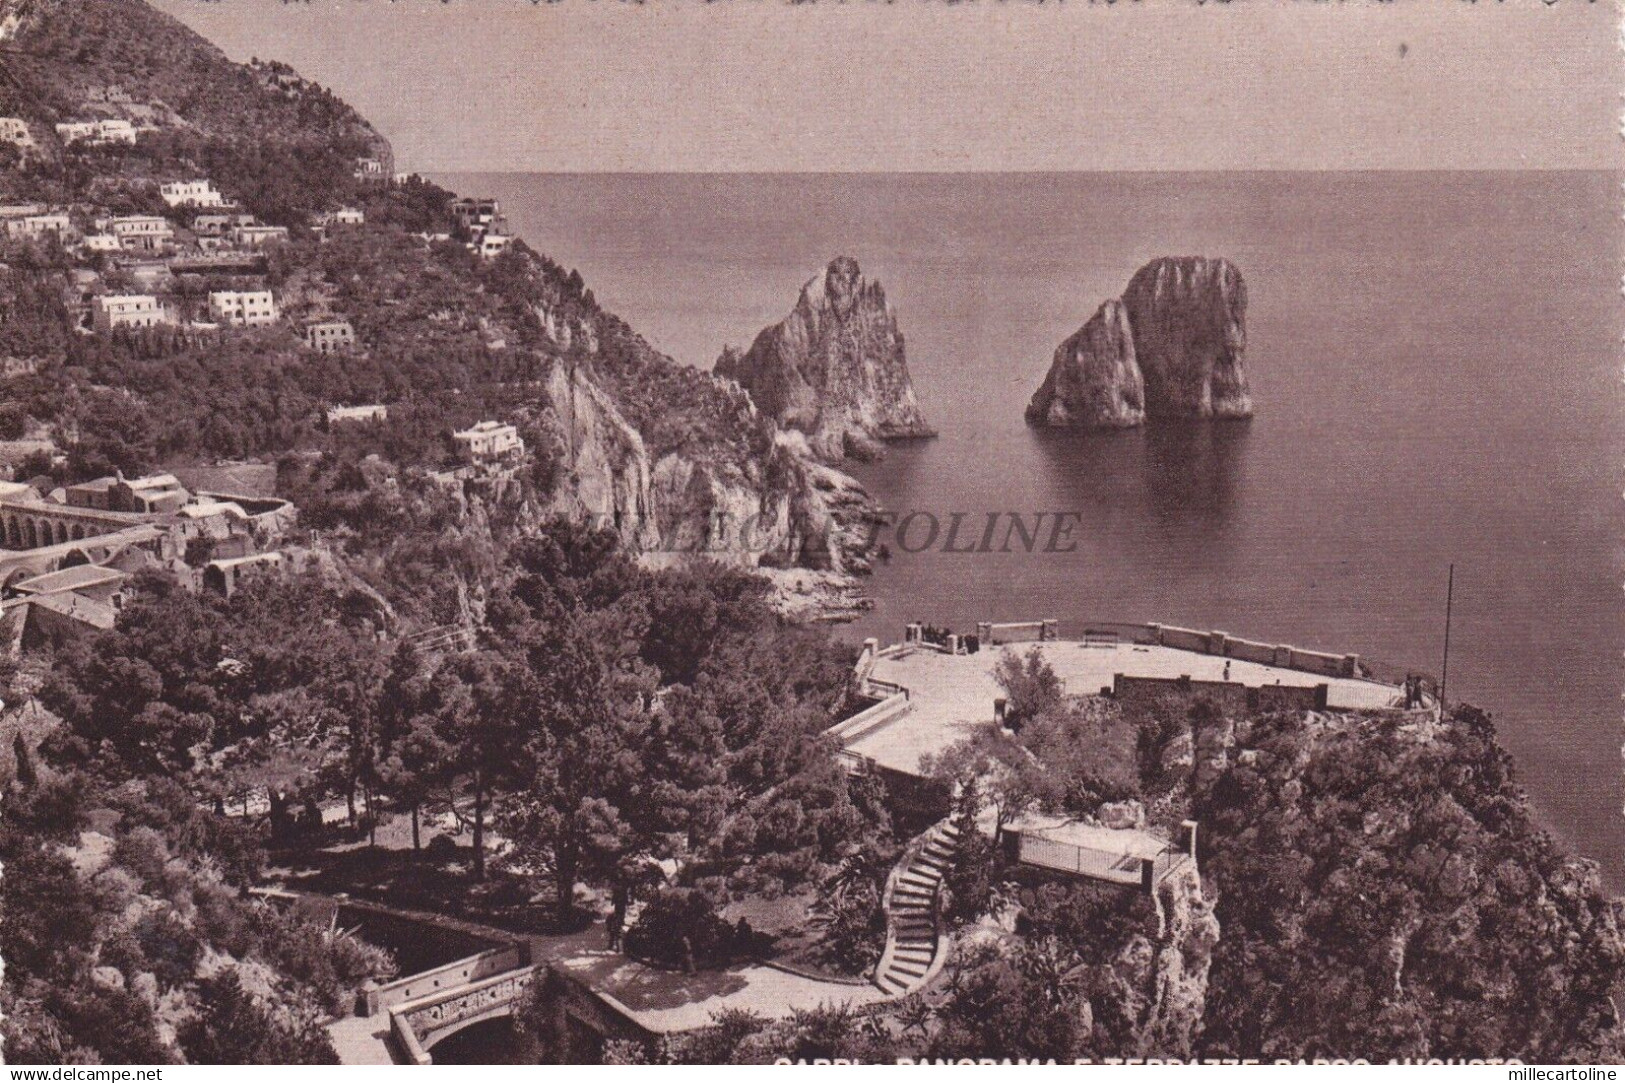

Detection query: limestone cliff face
xmin=716 ymin=257 xmax=934 ymax=463
xmin=538 ymin=359 xmax=874 ymax=576
xmin=1025 ymin=299 xmax=1144 ymax=429
xmin=1028 ymin=257 xmax=1251 ymax=430
xmin=1138 ymin=870 xmax=1220 ymax=1057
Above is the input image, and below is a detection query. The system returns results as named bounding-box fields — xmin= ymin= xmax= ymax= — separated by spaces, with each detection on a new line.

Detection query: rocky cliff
xmin=1024 ymin=299 xmax=1145 ymax=429
xmin=716 ymin=257 xmax=934 ymax=463
xmin=537 ymin=358 xmax=876 ymax=578
xmin=1027 ymin=257 xmax=1252 ymax=430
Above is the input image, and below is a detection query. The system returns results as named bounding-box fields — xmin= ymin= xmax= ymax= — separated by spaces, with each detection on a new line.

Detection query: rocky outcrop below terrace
xmin=717 ymin=257 xmax=934 ymax=463
xmin=1027 ymin=257 xmax=1252 ymax=430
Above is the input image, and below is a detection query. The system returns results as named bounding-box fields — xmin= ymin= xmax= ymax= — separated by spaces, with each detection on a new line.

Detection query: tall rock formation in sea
xmin=1024 ymin=298 xmax=1145 ymax=429
xmin=1027 ymin=257 xmax=1252 ymax=429
xmin=716 ymin=257 xmax=934 ymax=463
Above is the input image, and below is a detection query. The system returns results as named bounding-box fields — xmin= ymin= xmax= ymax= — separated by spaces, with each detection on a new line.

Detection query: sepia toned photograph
xmin=0 ymin=0 xmax=1621 ymax=1069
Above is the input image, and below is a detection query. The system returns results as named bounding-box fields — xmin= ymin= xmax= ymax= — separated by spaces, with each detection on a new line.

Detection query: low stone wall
xmin=1112 ymin=673 xmax=1328 ymax=715
xmin=365 ymin=944 xmax=529 ymax=1016
xmin=1143 ymin=624 xmax=1362 ymax=680
xmin=975 ymin=619 xmax=1058 ymax=646
xmin=828 ymin=691 xmax=910 ymax=747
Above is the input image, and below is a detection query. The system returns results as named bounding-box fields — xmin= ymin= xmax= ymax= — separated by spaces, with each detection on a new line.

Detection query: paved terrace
xmin=852 ymin=639 xmax=1406 ymax=777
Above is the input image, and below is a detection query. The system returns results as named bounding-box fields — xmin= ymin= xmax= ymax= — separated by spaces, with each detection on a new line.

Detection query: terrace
xmin=841 ymin=620 xmax=1422 ymax=778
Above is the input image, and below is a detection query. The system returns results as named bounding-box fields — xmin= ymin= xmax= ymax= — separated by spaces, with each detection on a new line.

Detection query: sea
xmin=437 ymin=171 xmax=1624 ymax=886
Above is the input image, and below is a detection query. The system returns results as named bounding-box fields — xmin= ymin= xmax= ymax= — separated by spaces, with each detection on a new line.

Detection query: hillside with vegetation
xmin=2 ymin=0 xmax=1622 ymax=1068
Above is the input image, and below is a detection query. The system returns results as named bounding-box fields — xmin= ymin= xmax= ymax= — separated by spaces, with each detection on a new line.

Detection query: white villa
xmin=453 ymin=421 xmax=522 ymax=460
xmin=328 ymin=404 xmax=388 ymax=425
xmin=110 ymin=215 xmax=173 ymax=251
xmin=231 ymin=224 xmax=289 ymax=248
xmin=160 ymin=180 xmax=226 ymax=208
xmin=305 ymin=320 xmax=356 ymax=354
xmin=55 ymin=119 xmax=136 ymax=146
xmin=0 ymin=117 xmax=36 ymax=154
xmin=208 ymin=290 xmax=278 ymax=327
xmin=3 ymin=212 xmax=71 ymax=240
xmin=92 ymin=295 xmax=169 ymax=333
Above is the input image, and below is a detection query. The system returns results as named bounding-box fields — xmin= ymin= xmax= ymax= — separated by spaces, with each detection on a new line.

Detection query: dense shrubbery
xmin=0 ymin=767 xmax=374 ymax=1063
xmin=1193 ymin=706 xmax=1625 ymax=1063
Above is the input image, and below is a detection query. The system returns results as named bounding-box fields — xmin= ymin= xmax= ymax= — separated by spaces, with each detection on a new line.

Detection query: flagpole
xmin=1440 ymin=563 xmax=1454 ymax=706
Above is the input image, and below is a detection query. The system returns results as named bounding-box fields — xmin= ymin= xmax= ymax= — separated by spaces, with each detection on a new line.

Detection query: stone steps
xmin=873 ymin=817 xmax=964 ymax=997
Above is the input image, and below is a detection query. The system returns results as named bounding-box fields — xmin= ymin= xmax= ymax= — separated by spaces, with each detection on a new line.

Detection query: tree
xmin=13 ymin=731 xmax=37 ymax=788
xmin=940 ymin=778 xmax=995 ymax=926
xmin=992 ymin=646 xmax=1064 ymax=732
xmin=432 ymin=651 xmax=526 ymax=880
xmin=179 ymin=972 xmax=338 ymax=1065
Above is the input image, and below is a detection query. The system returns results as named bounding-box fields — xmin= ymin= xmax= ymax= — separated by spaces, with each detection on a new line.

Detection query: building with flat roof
xmin=474 ymin=232 xmax=513 ymax=260
xmin=209 ymin=289 xmax=278 ymax=327
xmin=232 ymin=224 xmax=289 ymax=248
xmin=328 ymin=404 xmax=388 ymax=425
xmin=0 ymin=117 xmax=36 ymax=154
xmin=55 ymin=119 xmax=136 ymax=146
xmin=92 ymin=294 xmax=168 ymax=333
xmin=160 ymin=179 xmax=225 ymax=208
xmin=66 ymin=472 xmax=190 ymax=515
xmin=204 ymin=551 xmax=283 ymax=599
xmin=9 ymin=563 xmax=128 ymax=604
xmin=4 ymin=213 xmax=70 ymax=241
xmin=192 ymin=212 xmax=255 ymax=237
xmin=453 ymin=421 xmax=522 ymax=460
xmin=452 ymin=198 xmax=500 ymax=233
xmin=110 ymin=215 xmax=173 ymax=251
xmin=305 ymin=320 xmax=356 ymax=354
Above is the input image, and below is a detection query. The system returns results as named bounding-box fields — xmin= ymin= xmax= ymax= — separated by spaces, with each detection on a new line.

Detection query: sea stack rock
xmin=1024 ymin=298 xmax=1144 ymax=429
xmin=1120 ymin=256 xmax=1251 ymax=420
xmin=1027 ymin=256 xmax=1252 ymax=429
xmin=716 ymin=256 xmax=934 ymax=463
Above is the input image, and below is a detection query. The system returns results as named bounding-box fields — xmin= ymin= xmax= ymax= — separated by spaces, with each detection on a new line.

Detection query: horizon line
xmin=413 ymin=166 xmax=1622 ymax=177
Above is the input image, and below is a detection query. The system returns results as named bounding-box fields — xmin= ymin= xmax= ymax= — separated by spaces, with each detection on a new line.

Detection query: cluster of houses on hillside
xmin=452 ymin=197 xmax=515 ymax=260
xmin=0 ymin=84 xmax=177 ymax=160
xmin=0 ymin=179 xmax=364 ymax=349
xmin=0 ymin=470 xmax=299 ymax=651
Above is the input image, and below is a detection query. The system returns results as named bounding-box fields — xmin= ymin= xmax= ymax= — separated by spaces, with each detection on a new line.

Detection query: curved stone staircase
xmin=873 ymin=818 xmax=960 ymax=995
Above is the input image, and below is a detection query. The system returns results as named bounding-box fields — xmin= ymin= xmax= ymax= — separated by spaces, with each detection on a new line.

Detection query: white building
xmin=327 ymin=404 xmax=388 ymax=425
xmin=231 ymin=224 xmax=289 ymax=248
xmin=353 ymin=157 xmax=385 ymax=182
xmin=159 ymin=180 xmax=225 ymax=208
xmin=208 ymin=290 xmax=278 ymax=327
xmin=453 ymin=421 xmax=523 ymax=460
xmin=452 ymin=198 xmax=500 ymax=234
xmin=320 ymin=207 xmax=364 ymax=227
xmin=81 ymin=233 xmax=120 ymax=253
xmin=55 ymin=119 xmax=136 ymax=146
xmin=0 ymin=117 xmax=35 ymax=153
xmin=93 ymin=295 xmax=168 ymax=333
xmin=193 ymin=212 xmax=254 ymax=237
xmin=474 ymin=232 xmax=514 ymax=260
xmin=4 ymin=213 xmax=70 ymax=240
xmin=110 ymin=215 xmax=173 ymax=251
xmin=305 ymin=320 xmax=356 ymax=354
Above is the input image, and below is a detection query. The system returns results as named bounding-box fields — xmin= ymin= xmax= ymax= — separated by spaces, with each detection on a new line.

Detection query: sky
xmin=150 ymin=0 xmax=1622 ymax=173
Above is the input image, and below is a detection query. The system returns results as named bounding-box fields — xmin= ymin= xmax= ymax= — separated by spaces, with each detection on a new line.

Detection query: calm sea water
xmin=440 ymin=171 xmax=1624 ymax=884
